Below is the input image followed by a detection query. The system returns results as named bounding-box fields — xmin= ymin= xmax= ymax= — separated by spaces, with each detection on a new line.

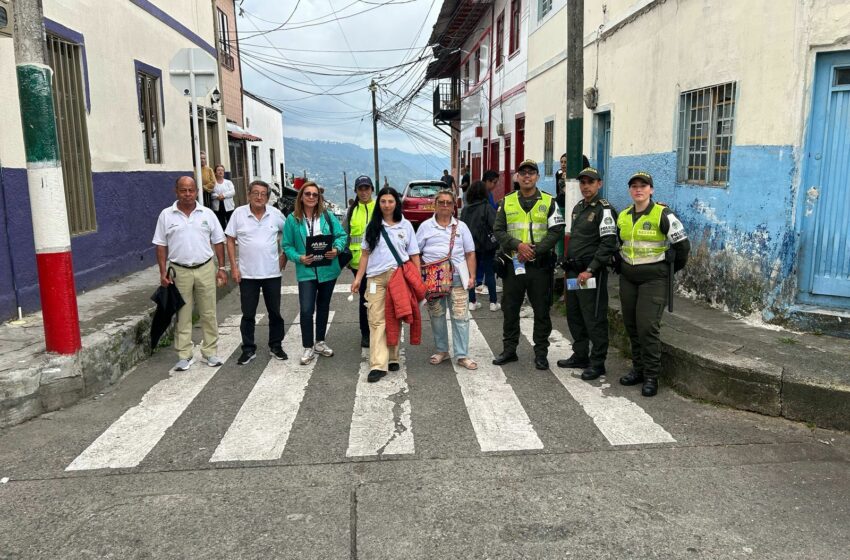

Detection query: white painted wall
xmin=243 ymin=93 xmax=284 ymax=186
xmin=0 ymin=0 xmax=217 ymax=171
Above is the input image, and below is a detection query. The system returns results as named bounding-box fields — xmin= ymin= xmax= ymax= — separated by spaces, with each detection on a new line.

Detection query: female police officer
xmin=617 ymin=172 xmax=690 ymax=396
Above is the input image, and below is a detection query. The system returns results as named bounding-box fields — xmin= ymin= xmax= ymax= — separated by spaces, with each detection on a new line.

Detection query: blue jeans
xmin=428 ymin=277 xmax=469 ymax=358
xmin=468 ymin=251 xmax=497 ymax=304
xmin=297 ymin=278 xmax=336 ymax=348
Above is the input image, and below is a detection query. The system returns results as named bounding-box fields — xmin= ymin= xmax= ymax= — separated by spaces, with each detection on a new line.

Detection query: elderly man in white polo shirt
xmin=153 ymin=176 xmax=228 ymax=371
xmin=225 ymin=180 xmax=287 ymax=365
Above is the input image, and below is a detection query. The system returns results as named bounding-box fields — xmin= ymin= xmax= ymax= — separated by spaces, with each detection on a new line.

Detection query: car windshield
xmin=407 ymin=184 xmax=443 ymax=199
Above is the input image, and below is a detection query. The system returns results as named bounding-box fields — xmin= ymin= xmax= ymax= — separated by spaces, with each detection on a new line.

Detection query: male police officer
xmin=492 ymin=159 xmax=565 ymax=370
xmin=343 ymin=175 xmax=376 ymax=347
xmin=556 ymin=167 xmax=618 ymax=380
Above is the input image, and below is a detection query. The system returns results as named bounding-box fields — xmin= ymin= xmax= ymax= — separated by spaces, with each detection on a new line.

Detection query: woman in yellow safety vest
xmin=616 ymin=171 xmax=690 ymax=397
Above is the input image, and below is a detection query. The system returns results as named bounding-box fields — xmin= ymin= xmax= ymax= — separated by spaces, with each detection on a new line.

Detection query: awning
xmin=226 ymin=122 xmax=262 ymax=142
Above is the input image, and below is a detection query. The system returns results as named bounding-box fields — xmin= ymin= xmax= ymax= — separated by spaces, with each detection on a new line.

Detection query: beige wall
xmin=0 ymin=0 xmax=217 ymax=172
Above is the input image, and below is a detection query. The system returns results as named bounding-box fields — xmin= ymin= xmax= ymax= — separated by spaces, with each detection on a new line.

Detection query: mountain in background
xmin=283 ymin=138 xmax=449 ymax=206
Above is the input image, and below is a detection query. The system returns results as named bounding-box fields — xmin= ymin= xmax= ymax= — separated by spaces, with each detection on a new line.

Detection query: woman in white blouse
xmin=416 ymin=189 xmax=478 ymax=370
xmin=212 ymin=164 xmax=236 ymax=229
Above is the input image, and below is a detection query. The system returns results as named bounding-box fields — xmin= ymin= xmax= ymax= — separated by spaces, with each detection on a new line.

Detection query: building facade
xmin=243 ymin=91 xmax=284 ymax=189
xmin=583 ymin=0 xmax=850 ymax=323
xmin=0 ymin=0 xmax=222 ymax=320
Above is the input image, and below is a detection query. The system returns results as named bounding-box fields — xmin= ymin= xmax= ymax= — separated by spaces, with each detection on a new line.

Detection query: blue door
xmin=800 ymin=51 xmax=850 ymax=303
xmin=594 ymin=111 xmax=612 ymax=197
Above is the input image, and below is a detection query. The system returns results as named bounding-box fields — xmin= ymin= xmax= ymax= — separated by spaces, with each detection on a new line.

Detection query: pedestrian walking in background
xmin=282 ymin=181 xmax=347 ymax=365
xmin=350 ymin=187 xmax=421 ymax=383
xmin=417 ymin=189 xmax=478 ymax=370
xmin=440 ymin=168 xmax=457 ymax=198
xmin=617 ymin=171 xmax=690 ymax=396
xmin=152 ymin=176 xmax=228 ymax=371
xmin=461 ymin=180 xmax=500 ymax=312
xmin=225 ymin=180 xmax=288 ymax=365
xmin=342 ymin=175 xmax=376 ymax=348
xmin=460 ymin=164 xmax=470 ymax=195
xmin=492 ymin=159 xmax=565 ymax=371
xmin=556 ymin=167 xmax=618 ymax=380
xmin=200 ymin=150 xmax=215 ymax=208
xmin=211 ymin=164 xmax=236 ymax=230
xmin=483 ymin=169 xmax=499 ymax=209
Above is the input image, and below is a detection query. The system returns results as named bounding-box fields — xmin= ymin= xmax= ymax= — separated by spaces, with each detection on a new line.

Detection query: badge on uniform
xmin=667 ymin=214 xmax=688 ymax=243
xmin=599 ymin=209 xmax=616 ymax=236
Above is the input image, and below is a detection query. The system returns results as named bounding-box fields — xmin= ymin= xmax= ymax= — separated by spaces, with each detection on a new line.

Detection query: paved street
xmin=1 ymin=278 xmax=849 ymax=559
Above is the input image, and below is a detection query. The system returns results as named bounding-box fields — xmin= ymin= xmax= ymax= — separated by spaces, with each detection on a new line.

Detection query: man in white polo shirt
xmin=153 ymin=176 xmax=228 ymax=371
xmin=225 ymin=180 xmax=287 ymax=365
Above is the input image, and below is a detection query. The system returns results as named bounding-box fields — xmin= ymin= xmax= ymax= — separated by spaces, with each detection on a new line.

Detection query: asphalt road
xmin=1 ymin=275 xmax=848 ymax=559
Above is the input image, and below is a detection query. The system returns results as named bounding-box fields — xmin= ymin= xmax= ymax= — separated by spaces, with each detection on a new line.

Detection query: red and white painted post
xmin=13 ymin=0 xmax=81 ymax=354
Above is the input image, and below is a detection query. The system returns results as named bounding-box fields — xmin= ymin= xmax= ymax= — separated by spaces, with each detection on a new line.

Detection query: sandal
xmin=457 ymin=357 xmax=478 ymax=370
xmin=429 ymin=352 xmax=450 ymax=365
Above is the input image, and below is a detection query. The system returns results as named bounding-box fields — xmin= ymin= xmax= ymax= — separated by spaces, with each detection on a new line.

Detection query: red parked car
xmin=401 ymin=180 xmax=459 ymax=228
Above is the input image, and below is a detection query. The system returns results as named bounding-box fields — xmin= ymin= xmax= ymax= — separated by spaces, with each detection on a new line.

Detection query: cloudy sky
xmin=236 ymin=0 xmax=448 ymax=164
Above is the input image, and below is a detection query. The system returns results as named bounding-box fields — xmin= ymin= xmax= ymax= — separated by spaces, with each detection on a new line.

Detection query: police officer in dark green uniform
xmin=617 ymin=171 xmax=690 ymax=396
xmin=492 ymin=159 xmax=565 ymax=370
xmin=556 ymin=167 xmax=618 ymax=380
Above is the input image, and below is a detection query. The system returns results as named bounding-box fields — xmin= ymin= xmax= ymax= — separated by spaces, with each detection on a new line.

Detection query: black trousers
xmin=239 ymin=277 xmax=284 ymax=352
xmin=501 ymin=264 xmax=553 ymax=357
xmin=350 ymin=267 xmax=368 ymax=338
xmin=619 ymin=262 xmax=668 ymax=379
xmin=565 ymin=271 xmax=609 ymax=367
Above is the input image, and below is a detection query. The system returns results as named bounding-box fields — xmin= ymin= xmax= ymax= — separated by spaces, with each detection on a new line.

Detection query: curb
xmin=0 ymin=282 xmax=236 ymax=429
xmin=607 ymin=300 xmax=849 ymax=432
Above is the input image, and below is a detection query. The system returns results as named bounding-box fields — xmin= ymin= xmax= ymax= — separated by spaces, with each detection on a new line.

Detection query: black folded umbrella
xmin=149 ymin=267 xmax=185 ymax=349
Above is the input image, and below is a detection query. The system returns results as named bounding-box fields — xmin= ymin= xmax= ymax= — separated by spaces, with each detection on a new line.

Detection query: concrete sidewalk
xmin=607 ymin=279 xmax=850 ymax=432
xmin=0 ymin=266 xmax=234 ymax=428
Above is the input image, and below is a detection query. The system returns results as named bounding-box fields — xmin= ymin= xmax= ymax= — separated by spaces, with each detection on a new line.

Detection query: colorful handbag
xmin=420 ymin=224 xmax=456 ymax=300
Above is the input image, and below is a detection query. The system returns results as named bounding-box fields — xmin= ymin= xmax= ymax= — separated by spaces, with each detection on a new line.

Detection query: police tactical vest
xmin=503 ymin=191 xmax=553 ymax=245
xmin=618 ymin=203 xmax=667 ymax=265
xmin=348 ymin=200 xmax=375 ymax=269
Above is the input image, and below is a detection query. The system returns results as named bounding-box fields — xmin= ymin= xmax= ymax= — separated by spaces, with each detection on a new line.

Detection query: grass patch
xmin=778 ymin=336 xmax=798 ymax=345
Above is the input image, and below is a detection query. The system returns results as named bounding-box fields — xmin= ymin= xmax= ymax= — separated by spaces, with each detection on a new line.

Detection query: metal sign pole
xmin=189 ymin=51 xmax=203 ymax=205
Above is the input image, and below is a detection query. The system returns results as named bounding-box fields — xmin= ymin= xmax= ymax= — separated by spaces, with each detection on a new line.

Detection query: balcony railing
xmin=433 ymin=82 xmax=461 ymax=122
xmin=219 ymin=50 xmax=234 ymax=71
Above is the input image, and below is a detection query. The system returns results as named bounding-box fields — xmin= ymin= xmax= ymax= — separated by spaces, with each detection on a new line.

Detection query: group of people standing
xmin=152 ymin=155 xmax=689 ymax=398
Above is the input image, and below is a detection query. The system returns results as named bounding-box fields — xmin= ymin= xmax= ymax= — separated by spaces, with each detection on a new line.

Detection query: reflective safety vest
xmin=348 ymin=200 xmax=375 ymax=269
xmin=503 ymin=191 xmax=554 ymax=245
xmin=618 ymin=203 xmax=667 ymax=265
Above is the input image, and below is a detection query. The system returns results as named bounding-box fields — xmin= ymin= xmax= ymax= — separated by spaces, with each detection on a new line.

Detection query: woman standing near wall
xmin=350 ymin=187 xmax=421 ymax=383
xmin=212 ymin=164 xmax=236 ymax=230
xmin=616 ymin=171 xmax=690 ymax=397
xmin=282 ymin=181 xmax=347 ymax=365
xmin=460 ymin=180 xmax=499 ymax=312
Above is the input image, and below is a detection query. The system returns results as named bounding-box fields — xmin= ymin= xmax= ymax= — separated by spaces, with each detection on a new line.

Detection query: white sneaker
xmin=314 ymin=341 xmax=334 ymax=357
xmin=174 ymin=357 xmax=195 ymax=371
xmin=490 ymin=302 xmax=501 ymax=312
xmin=468 ymin=301 xmax=482 ymax=311
xmin=300 ymin=347 xmax=316 ymax=365
xmin=475 ymin=285 xmax=486 ymax=294
xmin=206 ymin=355 xmax=224 ymax=367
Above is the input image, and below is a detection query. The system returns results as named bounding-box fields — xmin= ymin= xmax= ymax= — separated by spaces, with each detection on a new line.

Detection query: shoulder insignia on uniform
xmin=599 ymin=198 xmax=611 ymax=207
xmin=656 ymin=201 xmax=668 ymax=207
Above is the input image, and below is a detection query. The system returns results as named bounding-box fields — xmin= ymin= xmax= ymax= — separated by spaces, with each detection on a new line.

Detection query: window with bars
xmin=270 ymin=149 xmax=276 ymax=176
xmin=677 ymin=82 xmax=737 ymax=185
xmin=543 ymin=120 xmax=554 ymax=176
xmin=474 ymin=47 xmax=481 ymax=81
xmin=464 ymin=60 xmax=471 ymax=91
xmin=496 ymin=13 xmax=504 ymax=67
xmin=510 ymin=0 xmax=521 ymax=55
xmin=539 ymin=0 xmax=552 ymax=19
xmin=46 ymin=33 xmax=96 ymax=235
xmin=251 ymin=145 xmax=260 ymax=178
xmin=137 ymin=71 xmax=161 ymax=164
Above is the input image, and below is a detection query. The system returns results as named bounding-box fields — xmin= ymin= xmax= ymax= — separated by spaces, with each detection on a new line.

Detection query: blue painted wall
xmin=0 ymin=168 xmax=186 ymax=319
xmin=597 ymin=145 xmax=799 ymax=319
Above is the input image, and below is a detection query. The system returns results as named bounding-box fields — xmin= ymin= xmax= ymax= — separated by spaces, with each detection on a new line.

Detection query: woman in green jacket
xmin=282 ymin=182 xmax=348 ymax=365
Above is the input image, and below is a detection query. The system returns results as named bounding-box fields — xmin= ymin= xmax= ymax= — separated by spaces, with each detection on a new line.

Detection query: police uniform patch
xmin=599 ymin=209 xmax=616 ymax=237
xmin=642 ymin=222 xmax=652 ymax=230
xmin=666 ymin=213 xmax=688 ymax=243
xmin=538 ymin=205 xmax=548 ymax=214
xmin=587 ymin=211 xmax=595 ymax=222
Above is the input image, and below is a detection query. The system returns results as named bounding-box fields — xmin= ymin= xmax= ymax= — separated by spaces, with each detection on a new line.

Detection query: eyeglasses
xmin=302 ymin=192 xmax=319 ymax=198
xmin=518 ymin=169 xmax=537 ymax=176
xmin=435 ymin=200 xmax=454 ymax=206
xmin=249 ymin=191 xmax=268 ymax=197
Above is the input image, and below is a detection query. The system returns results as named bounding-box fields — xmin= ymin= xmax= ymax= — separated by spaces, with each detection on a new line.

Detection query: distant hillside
xmin=283 ymin=138 xmax=449 ymax=206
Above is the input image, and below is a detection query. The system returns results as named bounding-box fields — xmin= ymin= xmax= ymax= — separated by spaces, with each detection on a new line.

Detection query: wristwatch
xmin=218 ymin=266 xmax=226 ymax=270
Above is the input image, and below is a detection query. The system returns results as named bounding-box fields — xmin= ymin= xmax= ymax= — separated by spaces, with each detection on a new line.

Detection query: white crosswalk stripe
xmin=281 ymin=284 xmax=350 ymax=295
xmin=448 ymin=316 xmax=544 ymax=452
xmin=66 ymin=314 xmax=253 ymax=471
xmin=346 ymin=347 xmax=414 ymax=458
xmin=520 ymin=317 xmax=676 ymax=446
xmin=210 ymin=312 xmax=335 ymax=462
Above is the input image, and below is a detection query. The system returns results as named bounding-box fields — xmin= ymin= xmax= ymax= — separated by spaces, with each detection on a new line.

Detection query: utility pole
xmin=342 ymin=171 xmax=348 ymax=207
xmin=566 ymin=0 xmax=584 ymax=178
xmin=369 ymin=79 xmax=380 ymax=186
xmin=13 ymin=0 xmax=81 ymax=354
